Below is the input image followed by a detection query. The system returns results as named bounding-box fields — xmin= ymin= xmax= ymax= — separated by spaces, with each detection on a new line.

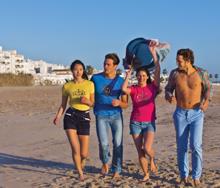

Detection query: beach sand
xmin=0 ymin=85 xmax=220 ymax=187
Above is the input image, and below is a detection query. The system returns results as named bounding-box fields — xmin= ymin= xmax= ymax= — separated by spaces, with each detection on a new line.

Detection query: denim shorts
xmin=130 ymin=121 xmax=156 ymax=135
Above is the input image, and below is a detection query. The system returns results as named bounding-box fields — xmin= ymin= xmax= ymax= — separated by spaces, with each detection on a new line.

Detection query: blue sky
xmin=0 ymin=0 xmax=220 ymax=75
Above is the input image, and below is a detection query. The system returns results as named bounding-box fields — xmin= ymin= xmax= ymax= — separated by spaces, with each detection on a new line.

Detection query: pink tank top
xmin=130 ymin=83 xmax=157 ymax=122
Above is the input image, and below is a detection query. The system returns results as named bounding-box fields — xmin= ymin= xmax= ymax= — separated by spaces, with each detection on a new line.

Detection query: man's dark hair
xmin=177 ymin=48 xmax=194 ymax=64
xmin=105 ymin=53 xmax=120 ymax=65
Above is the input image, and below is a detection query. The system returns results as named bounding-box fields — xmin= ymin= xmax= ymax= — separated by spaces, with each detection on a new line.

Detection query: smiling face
xmin=176 ymin=55 xmax=189 ymax=71
xmin=137 ymin=70 xmax=148 ymax=86
xmin=72 ymin=63 xmax=84 ymax=80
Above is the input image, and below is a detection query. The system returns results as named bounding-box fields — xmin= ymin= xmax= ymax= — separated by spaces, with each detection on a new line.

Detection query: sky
xmin=0 ymin=0 xmax=220 ymax=75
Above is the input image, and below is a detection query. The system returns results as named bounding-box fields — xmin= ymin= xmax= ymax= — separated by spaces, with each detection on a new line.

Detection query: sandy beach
xmin=0 ymin=85 xmax=220 ymax=188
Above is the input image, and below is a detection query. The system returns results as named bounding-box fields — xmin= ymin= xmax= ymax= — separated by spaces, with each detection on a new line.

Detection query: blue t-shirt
xmin=91 ymin=73 xmax=125 ymax=116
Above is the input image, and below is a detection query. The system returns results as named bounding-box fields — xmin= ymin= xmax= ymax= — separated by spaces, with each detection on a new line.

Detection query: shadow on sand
xmin=0 ymin=152 xmax=100 ymax=176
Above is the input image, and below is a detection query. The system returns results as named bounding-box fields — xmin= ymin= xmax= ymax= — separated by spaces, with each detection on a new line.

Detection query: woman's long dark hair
xmin=70 ymin=60 xmax=88 ymax=80
xmin=136 ymin=67 xmax=152 ymax=84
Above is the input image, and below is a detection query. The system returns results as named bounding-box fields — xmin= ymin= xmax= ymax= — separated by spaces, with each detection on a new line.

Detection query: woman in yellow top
xmin=53 ymin=60 xmax=94 ymax=181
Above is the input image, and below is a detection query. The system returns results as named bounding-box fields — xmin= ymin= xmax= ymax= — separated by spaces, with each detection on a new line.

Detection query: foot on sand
xmin=112 ymin=172 xmax=120 ymax=179
xmin=142 ymin=173 xmax=149 ymax=181
xmin=180 ymin=177 xmax=191 ymax=186
xmin=150 ymin=158 xmax=158 ymax=174
xmin=79 ymin=173 xmax=85 ymax=181
xmin=101 ymin=164 xmax=109 ymax=176
xmin=193 ymin=179 xmax=201 ymax=187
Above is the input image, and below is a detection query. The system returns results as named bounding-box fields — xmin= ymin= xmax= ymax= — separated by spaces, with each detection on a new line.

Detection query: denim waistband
xmin=175 ymin=106 xmax=201 ymax=112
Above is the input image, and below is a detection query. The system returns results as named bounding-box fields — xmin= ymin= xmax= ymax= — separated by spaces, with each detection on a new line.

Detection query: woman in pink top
xmin=122 ymin=40 xmax=160 ymax=181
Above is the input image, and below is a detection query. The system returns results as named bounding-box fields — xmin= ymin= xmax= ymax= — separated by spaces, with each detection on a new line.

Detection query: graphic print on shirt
xmin=71 ymin=89 xmax=86 ymax=97
xmin=130 ymin=85 xmax=156 ymax=122
xmin=136 ymin=91 xmax=151 ymax=102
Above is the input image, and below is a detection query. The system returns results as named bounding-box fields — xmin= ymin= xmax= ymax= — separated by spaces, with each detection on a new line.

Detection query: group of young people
xmin=53 ymin=41 xmax=210 ymax=186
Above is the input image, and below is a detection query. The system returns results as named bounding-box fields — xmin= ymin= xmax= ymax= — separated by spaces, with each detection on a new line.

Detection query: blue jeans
xmin=96 ymin=113 xmax=123 ymax=173
xmin=173 ymin=107 xmax=204 ymax=180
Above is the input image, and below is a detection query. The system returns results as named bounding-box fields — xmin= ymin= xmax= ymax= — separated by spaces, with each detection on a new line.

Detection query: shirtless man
xmin=165 ymin=48 xmax=210 ymax=186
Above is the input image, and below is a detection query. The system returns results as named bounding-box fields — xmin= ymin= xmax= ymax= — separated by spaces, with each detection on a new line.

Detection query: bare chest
xmin=176 ymin=72 xmax=202 ymax=90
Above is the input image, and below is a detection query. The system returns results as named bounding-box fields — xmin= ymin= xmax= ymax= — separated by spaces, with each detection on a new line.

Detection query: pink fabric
xmin=130 ymin=83 xmax=157 ymax=122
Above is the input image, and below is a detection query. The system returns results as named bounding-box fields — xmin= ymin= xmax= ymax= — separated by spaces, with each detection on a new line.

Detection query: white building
xmin=0 ymin=48 xmax=35 ymax=74
xmin=0 ymin=46 xmax=71 ymax=85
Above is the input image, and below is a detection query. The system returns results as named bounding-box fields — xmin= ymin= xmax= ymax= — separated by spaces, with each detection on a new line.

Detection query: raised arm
xmin=149 ymin=40 xmax=160 ymax=88
xmin=122 ymin=69 xmax=132 ymax=95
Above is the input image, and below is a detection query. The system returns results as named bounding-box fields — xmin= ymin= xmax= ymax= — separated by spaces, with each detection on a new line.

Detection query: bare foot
xmin=81 ymin=158 xmax=87 ymax=170
xmin=180 ymin=177 xmax=191 ymax=186
xmin=112 ymin=172 xmax=120 ymax=179
xmin=193 ymin=179 xmax=201 ymax=187
xmin=79 ymin=173 xmax=84 ymax=181
xmin=150 ymin=158 xmax=158 ymax=174
xmin=101 ymin=164 xmax=109 ymax=175
xmin=180 ymin=177 xmax=188 ymax=183
xmin=142 ymin=173 xmax=149 ymax=181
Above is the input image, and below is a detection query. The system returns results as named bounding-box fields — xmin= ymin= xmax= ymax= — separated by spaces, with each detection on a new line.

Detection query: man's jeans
xmin=96 ymin=113 xmax=123 ymax=173
xmin=173 ymin=107 xmax=204 ymax=180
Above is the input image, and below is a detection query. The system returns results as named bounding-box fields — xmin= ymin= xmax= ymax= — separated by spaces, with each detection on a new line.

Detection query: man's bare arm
xmin=200 ymin=71 xmax=210 ymax=111
xmin=165 ymin=69 xmax=176 ymax=103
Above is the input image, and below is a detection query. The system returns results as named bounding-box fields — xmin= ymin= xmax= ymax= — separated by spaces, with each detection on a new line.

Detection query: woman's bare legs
xmin=143 ymin=131 xmax=157 ymax=173
xmin=132 ymin=134 xmax=149 ymax=181
xmin=78 ymin=135 xmax=89 ymax=169
xmin=66 ymin=130 xmax=84 ymax=181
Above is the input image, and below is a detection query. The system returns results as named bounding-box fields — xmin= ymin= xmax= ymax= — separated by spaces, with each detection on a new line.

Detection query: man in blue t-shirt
xmin=91 ymin=53 xmax=128 ymax=178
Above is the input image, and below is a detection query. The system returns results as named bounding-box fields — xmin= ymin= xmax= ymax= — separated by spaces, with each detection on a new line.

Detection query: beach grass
xmin=0 ymin=73 xmax=34 ymax=86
